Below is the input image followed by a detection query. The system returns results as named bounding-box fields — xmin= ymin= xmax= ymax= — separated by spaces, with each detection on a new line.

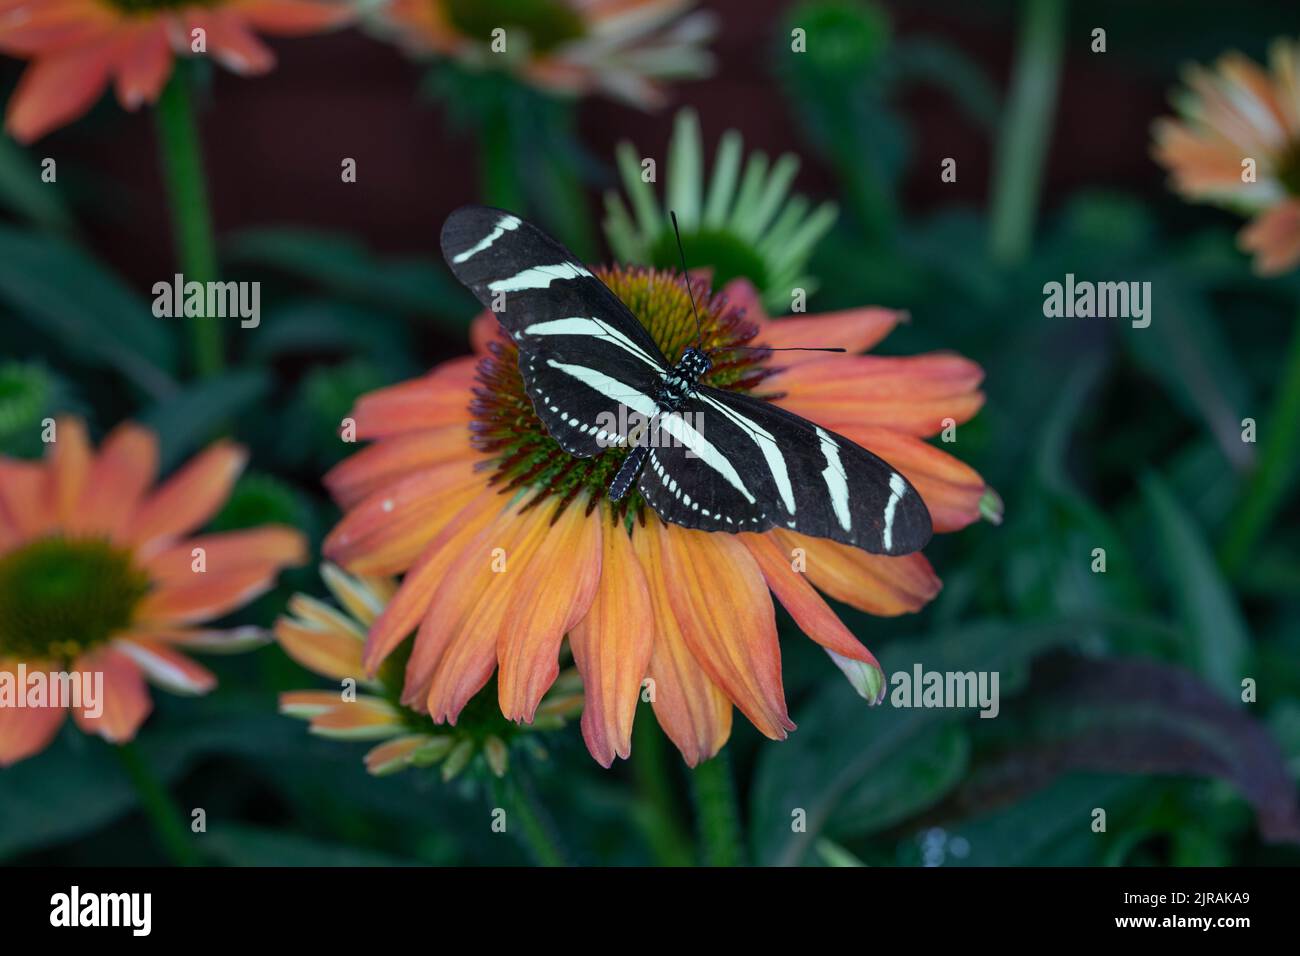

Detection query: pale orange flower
xmin=322 ymin=269 xmax=990 ymax=768
xmin=1152 ymin=38 xmax=1300 ymax=275
xmin=0 ymin=417 xmax=306 ymax=765
xmin=371 ymin=0 xmax=715 ymax=108
xmin=275 ymin=562 xmax=581 ymax=778
xmin=0 ymin=0 xmax=354 ymax=142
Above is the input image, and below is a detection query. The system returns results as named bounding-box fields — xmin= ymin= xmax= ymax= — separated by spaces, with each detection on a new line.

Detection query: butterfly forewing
xmin=441 ymin=205 xmax=672 ymax=456
xmin=637 ymin=386 xmax=932 ymax=555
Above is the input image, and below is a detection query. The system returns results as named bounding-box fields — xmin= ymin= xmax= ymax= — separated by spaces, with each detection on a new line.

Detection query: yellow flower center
xmin=470 ymin=266 xmax=775 ymax=519
xmin=0 ymin=536 xmax=151 ymax=662
xmin=442 ymin=0 xmax=586 ymax=54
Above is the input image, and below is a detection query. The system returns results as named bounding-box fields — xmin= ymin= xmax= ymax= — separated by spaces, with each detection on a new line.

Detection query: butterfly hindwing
xmin=441 ymin=205 xmax=672 ymax=457
xmin=636 ymin=386 xmax=932 ymax=555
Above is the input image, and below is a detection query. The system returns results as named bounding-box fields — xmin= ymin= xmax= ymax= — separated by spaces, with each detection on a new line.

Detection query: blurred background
xmin=1 ymin=0 xmax=1298 ymax=866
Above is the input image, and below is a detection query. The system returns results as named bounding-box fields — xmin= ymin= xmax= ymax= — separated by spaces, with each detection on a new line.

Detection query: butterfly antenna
xmin=669 ymin=210 xmax=704 ymax=350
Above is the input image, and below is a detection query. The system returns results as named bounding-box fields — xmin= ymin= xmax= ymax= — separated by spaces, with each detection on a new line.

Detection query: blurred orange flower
xmin=0 ymin=418 xmax=306 ymax=765
xmin=372 ymin=0 xmax=715 ymax=108
xmin=0 ymin=0 xmax=354 ymax=142
xmin=322 ymin=269 xmax=990 ymax=768
xmin=1152 ymin=38 xmax=1300 ymax=275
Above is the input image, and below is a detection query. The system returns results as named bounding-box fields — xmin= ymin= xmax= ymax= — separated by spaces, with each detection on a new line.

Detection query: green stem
xmin=987 ymin=0 xmax=1066 ymax=266
xmin=114 ymin=741 xmax=202 ymax=866
xmin=690 ymin=752 xmax=744 ymax=866
xmin=1221 ymin=318 xmax=1300 ymax=573
xmin=631 ymin=716 xmax=694 ymax=866
xmin=479 ymin=109 xmax=527 ymax=213
xmin=490 ymin=773 xmax=566 ymax=866
xmin=155 ymin=65 xmax=222 ymax=379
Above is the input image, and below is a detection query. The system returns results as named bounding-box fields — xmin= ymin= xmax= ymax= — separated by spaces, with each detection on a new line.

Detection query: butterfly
xmin=440 ymin=205 xmax=932 ymax=556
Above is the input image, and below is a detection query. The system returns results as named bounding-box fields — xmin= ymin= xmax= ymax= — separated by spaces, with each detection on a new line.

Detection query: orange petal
xmin=570 ymin=512 xmax=654 ymax=767
xmin=274 ymin=617 xmax=365 ymax=683
xmin=497 ymin=498 xmax=603 ymax=723
xmin=69 ymin=421 xmax=158 ymax=537
xmin=364 ymin=734 xmax=428 ymax=775
xmin=190 ymin=11 xmax=274 ymax=75
xmin=362 ymin=487 xmax=504 ymax=672
xmin=115 ymin=638 xmax=216 ymax=695
xmin=48 ymin=416 xmax=91 ymax=524
xmin=322 ymin=457 xmax=486 ymax=575
xmin=0 ymin=659 xmax=66 ymax=766
xmin=0 ymin=457 xmax=51 ymax=542
xmin=633 ymin=520 xmax=732 ymax=766
xmin=308 ymin=697 xmax=405 ymax=739
xmin=4 ymin=44 xmax=114 ymax=143
xmin=741 ymin=532 xmax=886 ymax=702
xmin=760 ymin=308 xmax=902 ymax=356
xmin=126 ymin=440 xmax=247 ymax=552
xmin=144 ymin=525 xmax=307 ymax=583
xmin=136 ymin=566 xmax=279 ymax=625
xmin=72 ymin=646 xmax=152 ymax=743
xmin=1239 ymin=200 xmax=1300 ymax=276
xmin=770 ymin=352 xmax=985 ymax=437
xmin=112 ymin=20 xmax=172 ymax=110
xmin=279 ymin=689 xmax=345 ymax=717
xmin=323 ymin=426 xmax=476 ymax=509
xmin=650 ymin=522 xmax=792 ymax=739
xmin=351 ymin=359 xmax=476 ymax=440
xmin=833 ymin=425 xmax=986 ymax=533
xmin=416 ymin=496 xmax=555 ymax=722
xmin=773 ymin=529 xmax=940 ymax=617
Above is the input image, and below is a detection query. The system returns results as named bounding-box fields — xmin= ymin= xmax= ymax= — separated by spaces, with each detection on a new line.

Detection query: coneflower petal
xmin=351 ymin=359 xmax=477 ymax=440
xmin=126 ymin=440 xmax=248 ymax=553
xmin=772 ymin=530 xmax=941 ymax=617
xmin=71 ymin=646 xmax=152 ymax=744
xmin=498 ymin=500 xmax=603 ymax=724
xmin=144 ymin=526 xmax=306 ymax=583
xmin=323 ymin=426 xmax=476 ymax=509
xmin=633 ymin=522 xmax=732 ymax=766
xmin=4 ymin=44 xmax=115 ymax=144
xmin=69 ymin=422 xmax=157 ymax=537
xmin=48 ymin=416 xmax=91 ymax=525
xmin=136 ymin=567 xmax=279 ymax=625
xmin=570 ymin=513 xmax=654 ymax=767
xmin=0 ymin=681 xmax=65 ymax=767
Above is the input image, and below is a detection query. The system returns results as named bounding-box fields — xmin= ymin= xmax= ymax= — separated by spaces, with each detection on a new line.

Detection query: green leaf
xmin=1141 ymin=472 xmax=1250 ymax=699
xmin=225 ymin=228 xmax=478 ymax=333
xmin=139 ymin=368 xmax=271 ymax=470
xmin=0 ymin=226 xmax=177 ymax=398
xmin=750 ymin=619 xmax=1080 ymax=866
xmin=204 ymin=824 xmax=422 ymax=867
xmin=0 ymin=138 xmax=73 ymax=232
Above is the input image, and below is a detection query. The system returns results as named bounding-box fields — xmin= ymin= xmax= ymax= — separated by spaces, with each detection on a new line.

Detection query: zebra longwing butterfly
xmin=440 ymin=205 xmax=932 ymax=556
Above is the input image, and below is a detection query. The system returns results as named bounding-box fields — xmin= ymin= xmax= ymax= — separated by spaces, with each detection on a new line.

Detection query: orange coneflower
xmin=276 ymin=562 xmax=581 ymax=778
xmin=1153 ymin=38 xmax=1300 ymax=275
xmin=370 ymin=0 xmax=715 ymax=108
xmin=0 ymin=417 xmax=305 ymax=765
xmin=0 ymin=0 xmax=354 ymax=142
xmin=322 ymin=269 xmax=991 ymax=768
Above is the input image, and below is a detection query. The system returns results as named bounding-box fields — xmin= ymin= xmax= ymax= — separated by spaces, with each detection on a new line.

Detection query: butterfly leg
xmin=609 ymin=443 xmax=648 ymax=501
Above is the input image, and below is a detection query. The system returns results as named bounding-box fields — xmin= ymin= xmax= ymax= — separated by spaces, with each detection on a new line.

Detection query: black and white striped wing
xmin=637 ymin=387 xmax=932 ymax=555
xmin=441 ymin=205 xmax=672 ymax=457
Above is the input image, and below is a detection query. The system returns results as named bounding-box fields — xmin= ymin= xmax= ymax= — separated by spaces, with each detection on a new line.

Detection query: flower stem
xmin=631 ymin=716 xmax=694 ymax=866
xmin=490 ymin=772 xmax=566 ymax=866
xmin=987 ymin=0 xmax=1066 ymax=266
xmin=1220 ymin=317 xmax=1300 ymax=573
xmin=155 ymin=65 xmax=222 ymax=379
xmin=690 ymin=752 xmax=745 ymax=866
xmin=113 ymin=741 xmax=202 ymax=866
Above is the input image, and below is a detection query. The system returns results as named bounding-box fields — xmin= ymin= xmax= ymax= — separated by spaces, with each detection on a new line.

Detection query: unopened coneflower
xmin=277 ymin=563 xmax=581 ymax=779
xmin=0 ymin=0 xmax=355 ymax=142
xmin=0 ymin=417 xmax=305 ymax=765
xmin=603 ymin=108 xmax=839 ymax=309
xmin=1152 ymin=38 xmax=1300 ymax=275
xmin=322 ymin=268 xmax=991 ymax=768
xmin=368 ymin=0 xmax=715 ymax=108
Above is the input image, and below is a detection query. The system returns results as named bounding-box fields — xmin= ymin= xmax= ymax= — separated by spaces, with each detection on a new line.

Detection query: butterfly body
xmin=440 ymin=205 xmax=933 ymax=556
